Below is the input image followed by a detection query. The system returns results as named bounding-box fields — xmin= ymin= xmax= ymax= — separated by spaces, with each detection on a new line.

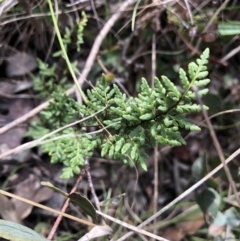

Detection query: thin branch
xmin=221 ymin=44 xmax=240 ymax=62
xmin=97 ymin=210 xmax=170 ymax=241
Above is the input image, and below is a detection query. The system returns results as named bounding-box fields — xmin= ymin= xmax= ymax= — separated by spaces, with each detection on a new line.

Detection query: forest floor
xmin=0 ymin=0 xmax=240 ymax=241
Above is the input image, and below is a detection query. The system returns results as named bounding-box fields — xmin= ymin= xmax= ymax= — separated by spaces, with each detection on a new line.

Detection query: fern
xmin=28 ymin=49 xmax=210 ymax=178
xmin=54 ymin=11 xmax=88 ymax=57
xmin=31 ymin=11 xmax=88 ymax=99
xmin=31 ymin=59 xmax=70 ymax=98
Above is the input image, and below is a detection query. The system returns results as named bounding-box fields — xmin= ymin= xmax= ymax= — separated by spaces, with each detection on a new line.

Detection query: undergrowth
xmin=27 ymin=48 xmax=210 ymax=179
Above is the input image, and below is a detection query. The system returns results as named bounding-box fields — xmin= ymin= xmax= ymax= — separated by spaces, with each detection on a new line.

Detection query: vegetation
xmin=0 ymin=0 xmax=240 ymax=241
xmin=27 ymin=49 xmax=210 ymax=179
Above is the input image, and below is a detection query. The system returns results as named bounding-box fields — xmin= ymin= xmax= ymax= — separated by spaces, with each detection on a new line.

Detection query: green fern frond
xmin=28 ymin=49 xmax=211 ymax=178
xmin=161 ymin=75 xmax=181 ymax=101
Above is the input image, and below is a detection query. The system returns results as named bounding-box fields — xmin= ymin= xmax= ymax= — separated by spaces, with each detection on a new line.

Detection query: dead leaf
xmin=6 ymin=52 xmax=37 ymax=77
xmin=33 ymin=187 xmax=54 ymax=204
xmin=0 ymin=99 xmax=33 ymax=149
xmin=68 ymin=192 xmax=97 ymax=222
xmin=0 ymin=195 xmax=21 ymax=223
xmin=161 ymin=212 xmax=205 ymax=241
xmin=78 ymin=225 xmax=112 ymax=241
xmin=12 ymin=175 xmax=53 ymax=220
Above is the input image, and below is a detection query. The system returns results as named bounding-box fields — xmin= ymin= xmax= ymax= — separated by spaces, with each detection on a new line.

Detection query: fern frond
xmin=28 ymin=48 xmax=211 ymax=178
xmin=161 ymin=75 xmax=181 ymax=101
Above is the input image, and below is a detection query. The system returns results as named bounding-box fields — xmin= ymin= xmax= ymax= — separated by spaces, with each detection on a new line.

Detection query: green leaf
xmin=73 ymin=166 xmax=81 ymax=174
xmin=163 ymin=116 xmax=172 ymax=127
xmin=224 ymin=207 xmax=240 ymax=228
xmin=121 ymin=143 xmax=131 ymax=154
xmin=201 ymin=48 xmax=210 ymax=62
xmin=122 ymin=114 xmax=139 ymax=121
xmin=194 ymin=79 xmax=210 ymax=87
xmin=192 ymin=154 xmax=207 ymax=181
xmin=161 ymin=75 xmax=181 ymax=100
xmin=61 ymin=167 xmax=74 ymax=179
xmin=197 ymin=188 xmax=221 ymax=220
xmin=179 ymin=68 xmax=190 ymax=89
xmin=197 ymin=88 xmax=209 ymax=96
xmin=157 ymin=106 xmax=167 ymax=112
xmin=130 ymin=145 xmax=138 ymax=160
xmin=196 ymin=72 xmax=209 ymax=79
xmin=108 ymin=145 xmax=115 ymax=158
xmin=110 ymin=107 xmax=124 ymax=116
xmin=139 ymin=113 xmax=154 ymax=120
xmin=154 ymin=77 xmax=166 ymax=95
xmin=115 ymin=137 xmax=124 ymax=152
xmin=218 ymin=22 xmax=240 ymax=36
xmin=140 ymin=161 xmax=147 ymax=171
xmin=101 ymin=143 xmax=110 ymax=157
xmin=212 ymin=211 xmax=226 ymax=226
xmin=0 ymin=219 xmax=48 ymax=241
xmin=68 ymin=192 xmax=97 ymax=222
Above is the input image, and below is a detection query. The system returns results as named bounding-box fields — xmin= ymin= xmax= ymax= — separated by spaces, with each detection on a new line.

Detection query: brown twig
xmin=85 ymin=162 xmax=101 ymax=212
xmin=47 ymin=171 xmax=85 ymax=240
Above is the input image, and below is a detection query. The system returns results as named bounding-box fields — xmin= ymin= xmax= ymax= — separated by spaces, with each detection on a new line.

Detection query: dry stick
xmin=84 ymin=164 xmax=108 ymax=226
xmin=47 ymin=172 xmax=85 ymax=240
xmin=221 ymin=44 xmax=240 ymax=62
xmin=153 ymin=146 xmax=159 ymax=237
xmin=116 ymin=147 xmax=240 ymax=241
xmin=0 ymin=5 xmax=86 ymax=26
xmin=193 ymin=86 xmax=240 ymax=207
xmin=97 ymin=210 xmax=170 ymax=241
xmin=0 ymin=189 xmax=95 ymax=227
xmin=225 ymin=186 xmax=233 ymax=240
xmin=85 ymin=165 xmax=101 ymax=213
xmin=151 ymin=32 xmax=158 ymax=239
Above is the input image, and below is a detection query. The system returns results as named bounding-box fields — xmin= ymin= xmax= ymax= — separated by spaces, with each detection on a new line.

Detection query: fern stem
xmin=47 ymin=0 xmax=88 ymax=103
